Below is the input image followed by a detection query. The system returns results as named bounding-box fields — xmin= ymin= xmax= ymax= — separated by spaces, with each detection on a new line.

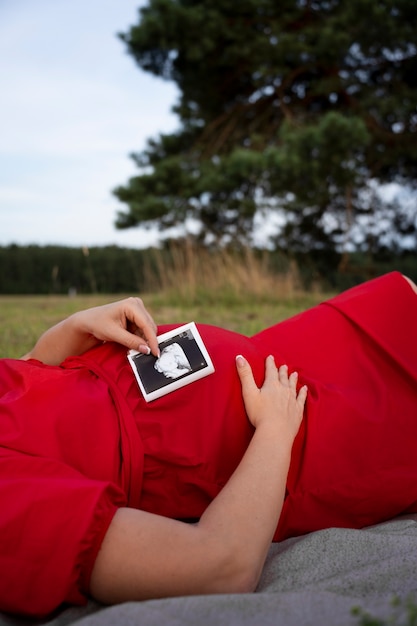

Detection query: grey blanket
xmin=3 ymin=515 xmax=417 ymax=626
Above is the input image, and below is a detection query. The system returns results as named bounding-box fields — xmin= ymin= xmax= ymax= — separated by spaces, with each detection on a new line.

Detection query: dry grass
xmin=143 ymin=241 xmax=302 ymax=305
xmin=1 ymin=246 xmax=331 ymax=359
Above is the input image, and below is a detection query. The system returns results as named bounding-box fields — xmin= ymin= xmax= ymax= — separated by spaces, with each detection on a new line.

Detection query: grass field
xmin=0 ymin=289 xmax=329 ymax=359
xmin=1 ymin=249 xmax=334 ymax=358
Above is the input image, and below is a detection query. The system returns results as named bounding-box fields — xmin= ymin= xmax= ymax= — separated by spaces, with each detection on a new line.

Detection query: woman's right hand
xmin=235 ymin=354 xmax=307 ymax=443
xmin=74 ymin=296 xmax=159 ymax=355
xmin=22 ymin=296 xmax=159 ymax=365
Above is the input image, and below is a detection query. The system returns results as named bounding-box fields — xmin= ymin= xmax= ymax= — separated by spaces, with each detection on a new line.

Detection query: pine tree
xmin=114 ymin=0 xmax=417 ymax=256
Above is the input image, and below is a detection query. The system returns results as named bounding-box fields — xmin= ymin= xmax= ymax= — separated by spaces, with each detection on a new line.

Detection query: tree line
xmin=0 ymin=245 xmax=150 ymax=295
xmin=0 ymin=243 xmax=415 ymax=295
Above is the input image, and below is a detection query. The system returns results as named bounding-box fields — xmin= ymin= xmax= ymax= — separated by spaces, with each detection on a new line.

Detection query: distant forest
xmin=0 ymin=245 xmax=150 ymax=295
xmin=0 ymin=244 xmax=416 ymax=295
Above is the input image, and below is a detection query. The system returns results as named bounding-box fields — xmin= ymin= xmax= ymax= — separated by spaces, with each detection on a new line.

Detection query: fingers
xmin=237 ymin=354 xmax=307 ymax=397
xmin=296 ymin=383 xmax=308 ymax=408
xmin=277 ymin=363 xmax=290 ymax=384
xmin=112 ymin=327 xmax=148 ymax=353
xmin=274 ymin=361 xmax=305 ymax=390
xmin=235 ymin=354 xmax=257 ymax=392
xmin=124 ymin=297 xmax=159 ymax=357
xmin=136 ymin=323 xmax=160 ymax=357
xmin=262 ymin=356 xmax=308 ymax=405
xmin=235 ymin=355 xmax=262 ymax=428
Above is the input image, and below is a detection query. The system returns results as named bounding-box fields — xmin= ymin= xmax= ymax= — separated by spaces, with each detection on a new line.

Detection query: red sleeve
xmin=0 ymin=449 xmax=126 ymax=618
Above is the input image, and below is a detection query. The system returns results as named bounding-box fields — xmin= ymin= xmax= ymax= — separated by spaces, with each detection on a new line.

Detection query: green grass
xmin=0 ymin=290 xmax=328 ymax=359
xmin=0 ymin=294 xmax=113 ymax=359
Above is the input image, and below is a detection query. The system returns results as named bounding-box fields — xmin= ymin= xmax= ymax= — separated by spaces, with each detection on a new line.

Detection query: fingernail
xmin=139 ymin=344 xmax=151 ymax=355
xmin=236 ymin=354 xmax=246 ymax=368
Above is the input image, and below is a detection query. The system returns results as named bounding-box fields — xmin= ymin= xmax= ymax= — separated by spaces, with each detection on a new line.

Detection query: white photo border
xmin=127 ymin=322 xmax=215 ymax=402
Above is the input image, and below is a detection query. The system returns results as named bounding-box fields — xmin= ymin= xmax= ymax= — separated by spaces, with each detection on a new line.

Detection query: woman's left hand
xmin=236 ymin=354 xmax=306 ymax=444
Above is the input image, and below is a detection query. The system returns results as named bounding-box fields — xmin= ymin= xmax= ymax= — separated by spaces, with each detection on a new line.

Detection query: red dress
xmin=1 ymin=271 xmax=417 ymax=617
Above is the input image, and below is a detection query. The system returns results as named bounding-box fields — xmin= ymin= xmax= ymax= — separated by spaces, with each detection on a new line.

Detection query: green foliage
xmin=114 ymin=0 xmax=417 ymax=254
xmin=267 ymin=113 xmax=371 ymax=198
xmin=352 ymin=596 xmax=417 ymax=626
xmin=0 ymin=245 xmax=149 ymax=295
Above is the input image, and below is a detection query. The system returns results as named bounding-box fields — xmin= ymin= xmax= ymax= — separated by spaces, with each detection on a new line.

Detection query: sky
xmin=0 ymin=0 xmax=179 ymax=249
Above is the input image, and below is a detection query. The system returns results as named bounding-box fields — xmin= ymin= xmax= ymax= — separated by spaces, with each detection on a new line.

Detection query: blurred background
xmin=1 ymin=0 xmax=416 ymax=294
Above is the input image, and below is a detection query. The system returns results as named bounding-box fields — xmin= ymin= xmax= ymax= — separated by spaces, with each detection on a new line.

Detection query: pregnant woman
xmin=1 ymin=271 xmax=416 ymax=618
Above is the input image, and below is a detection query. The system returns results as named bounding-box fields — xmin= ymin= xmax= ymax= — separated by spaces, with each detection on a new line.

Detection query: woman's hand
xmin=22 ymin=297 xmax=159 ymax=365
xmin=236 ymin=354 xmax=307 ymax=443
xmin=91 ymin=355 xmax=307 ymax=606
xmin=75 ymin=297 xmax=159 ymax=356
